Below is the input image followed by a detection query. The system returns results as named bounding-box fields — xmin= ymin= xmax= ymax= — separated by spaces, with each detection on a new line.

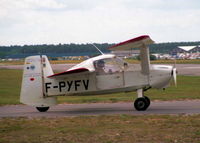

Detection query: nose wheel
xmin=134 ymin=89 xmax=151 ymax=111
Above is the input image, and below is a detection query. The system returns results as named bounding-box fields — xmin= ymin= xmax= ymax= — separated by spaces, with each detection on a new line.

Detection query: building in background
xmin=171 ymin=45 xmax=200 ymax=59
xmin=111 ymin=50 xmax=140 ymax=58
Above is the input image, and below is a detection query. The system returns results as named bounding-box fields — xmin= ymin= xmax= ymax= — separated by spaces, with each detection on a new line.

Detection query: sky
xmin=1 ymin=0 xmax=200 ymax=46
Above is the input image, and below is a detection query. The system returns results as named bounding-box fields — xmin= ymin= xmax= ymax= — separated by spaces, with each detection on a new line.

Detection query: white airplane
xmin=20 ymin=35 xmax=177 ymax=112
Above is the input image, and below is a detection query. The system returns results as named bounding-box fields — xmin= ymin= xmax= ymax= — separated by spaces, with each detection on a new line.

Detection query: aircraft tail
xmin=20 ymin=55 xmax=57 ymax=107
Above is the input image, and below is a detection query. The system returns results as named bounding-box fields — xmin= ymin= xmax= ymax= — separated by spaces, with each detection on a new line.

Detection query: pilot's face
xmin=97 ymin=61 xmax=104 ymax=68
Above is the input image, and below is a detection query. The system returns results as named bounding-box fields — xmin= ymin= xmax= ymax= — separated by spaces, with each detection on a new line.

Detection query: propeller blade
xmin=172 ymin=68 xmax=177 ymax=86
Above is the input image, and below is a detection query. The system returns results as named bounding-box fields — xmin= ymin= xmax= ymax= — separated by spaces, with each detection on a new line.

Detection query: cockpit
xmin=93 ymin=56 xmax=128 ymax=75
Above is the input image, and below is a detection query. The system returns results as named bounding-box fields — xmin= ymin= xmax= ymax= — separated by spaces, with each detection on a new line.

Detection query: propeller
xmin=172 ymin=67 xmax=177 ymax=87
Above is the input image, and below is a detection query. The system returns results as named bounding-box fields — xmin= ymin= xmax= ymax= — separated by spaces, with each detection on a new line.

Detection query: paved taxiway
xmin=0 ymin=100 xmax=200 ymax=118
xmin=0 ymin=64 xmax=200 ymax=76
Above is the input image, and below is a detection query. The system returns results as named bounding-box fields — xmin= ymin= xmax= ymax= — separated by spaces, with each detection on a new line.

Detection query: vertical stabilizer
xmin=20 ymin=55 xmax=57 ymax=107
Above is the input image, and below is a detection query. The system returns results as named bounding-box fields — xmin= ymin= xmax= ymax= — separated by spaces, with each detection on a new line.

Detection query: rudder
xmin=20 ymin=55 xmax=57 ymax=108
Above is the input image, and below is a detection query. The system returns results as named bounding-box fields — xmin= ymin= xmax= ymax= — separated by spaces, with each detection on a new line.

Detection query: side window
xmin=94 ymin=60 xmax=106 ymax=75
xmin=94 ymin=59 xmax=121 ymax=75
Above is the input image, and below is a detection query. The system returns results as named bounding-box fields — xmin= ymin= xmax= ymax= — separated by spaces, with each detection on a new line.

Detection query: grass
xmin=0 ymin=69 xmax=200 ymax=105
xmin=0 ymin=60 xmax=82 ymax=65
xmin=125 ymin=59 xmax=200 ymax=64
xmin=0 ymin=114 xmax=200 ymax=143
xmin=0 ymin=69 xmax=200 ymax=143
xmin=50 ymin=60 xmax=83 ymax=64
xmin=1 ymin=59 xmax=200 ymax=65
xmin=151 ymin=59 xmax=200 ymax=64
xmin=0 ymin=69 xmax=22 ymax=105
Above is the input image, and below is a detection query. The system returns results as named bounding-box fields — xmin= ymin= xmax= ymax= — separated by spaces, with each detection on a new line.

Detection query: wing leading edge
xmin=108 ymin=35 xmax=154 ymax=51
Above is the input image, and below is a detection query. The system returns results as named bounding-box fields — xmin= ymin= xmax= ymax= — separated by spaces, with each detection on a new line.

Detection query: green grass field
xmin=126 ymin=59 xmax=200 ymax=64
xmin=0 ymin=69 xmax=200 ymax=143
xmin=1 ymin=59 xmax=200 ymax=65
xmin=0 ymin=69 xmax=22 ymax=105
xmin=0 ymin=69 xmax=200 ymax=105
xmin=0 ymin=115 xmax=200 ymax=143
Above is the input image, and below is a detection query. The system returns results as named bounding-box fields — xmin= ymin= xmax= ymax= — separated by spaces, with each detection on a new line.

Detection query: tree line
xmin=0 ymin=41 xmax=200 ymax=58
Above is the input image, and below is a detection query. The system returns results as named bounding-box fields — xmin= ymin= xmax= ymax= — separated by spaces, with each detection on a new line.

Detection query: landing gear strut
xmin=134 ymin=89 xmax=151 ymax=111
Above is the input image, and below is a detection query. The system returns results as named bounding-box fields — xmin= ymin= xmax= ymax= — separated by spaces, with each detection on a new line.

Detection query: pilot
xmin=95 ymin=60 xmax=106 ymax=75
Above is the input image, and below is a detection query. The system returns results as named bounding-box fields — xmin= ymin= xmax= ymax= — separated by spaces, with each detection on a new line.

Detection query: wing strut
xmin=140 ymin=43 xmax=150 ymax=75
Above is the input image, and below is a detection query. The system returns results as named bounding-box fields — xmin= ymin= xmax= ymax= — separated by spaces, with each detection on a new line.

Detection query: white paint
xmin=178 ymin=46 xmax=197 ymax=51
xmin=20 ymin=55 xmax=57 ymax=107
xmin=20 ymin=36 xmax=176 ymax=109
xmin=67 ymin=54 xmax=115 ymax=72
xmin=137 ymin=89 xmax=143 ymax=98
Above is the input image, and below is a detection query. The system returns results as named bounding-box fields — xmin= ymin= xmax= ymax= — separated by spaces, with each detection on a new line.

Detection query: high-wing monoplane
xmin=20 ymin=35 xmax=177 ymax=112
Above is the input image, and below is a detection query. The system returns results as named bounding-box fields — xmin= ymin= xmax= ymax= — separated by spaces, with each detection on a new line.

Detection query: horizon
xmin=1 ymin=39 xmax=200 ymax=47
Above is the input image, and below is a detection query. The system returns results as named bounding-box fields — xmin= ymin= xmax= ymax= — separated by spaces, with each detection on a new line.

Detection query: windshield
xmin=113 ymin=57 xmax=127 ymax=69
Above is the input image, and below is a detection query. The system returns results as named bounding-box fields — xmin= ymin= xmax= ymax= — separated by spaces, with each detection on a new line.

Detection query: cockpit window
xmin=94 ymin=60 xmax=106 ymax=75
xmin=94 ymin=58 xmax=125 ymax=75
xmin=114 ymin=57 xmax=127 ymax=69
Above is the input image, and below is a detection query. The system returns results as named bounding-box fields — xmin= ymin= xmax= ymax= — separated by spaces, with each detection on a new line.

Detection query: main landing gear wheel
xmin=36 ymin=107 xmax=49 ymax=112
xmin=134 ymin=96 xmax=151 ymax=111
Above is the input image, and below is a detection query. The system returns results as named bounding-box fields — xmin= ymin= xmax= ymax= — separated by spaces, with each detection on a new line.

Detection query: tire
xmin=144 ymin=96 xmax=150 ymax=108
xmin=36 ymin=107 xmax=49 ymax=112
xmin=134 ymin=98 xmax=148 ymax=111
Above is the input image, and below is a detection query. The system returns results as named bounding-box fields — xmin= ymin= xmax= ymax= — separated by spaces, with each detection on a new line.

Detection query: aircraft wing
xmin=109 ymin=35 xmax=154 ymax=75
xmin=108 ymin=35 xmax=154 ymax=51
xmin=47 ymin=68 xmax=90 ymax=78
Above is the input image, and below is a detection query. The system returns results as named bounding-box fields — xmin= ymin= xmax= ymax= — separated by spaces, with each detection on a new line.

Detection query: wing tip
xmin=108 ymin=35 xmax=153 ymax=50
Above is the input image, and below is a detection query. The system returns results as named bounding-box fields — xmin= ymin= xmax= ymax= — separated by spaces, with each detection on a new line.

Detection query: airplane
xmin=20 ymin=35 xmax=177 ymax=112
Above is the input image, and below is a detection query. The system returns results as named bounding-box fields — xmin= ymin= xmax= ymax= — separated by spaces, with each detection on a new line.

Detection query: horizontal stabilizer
xmin=47 ymin=68 xmax=89 ymax=78
xmin=108 ymin=35 xmax=154 ymax=51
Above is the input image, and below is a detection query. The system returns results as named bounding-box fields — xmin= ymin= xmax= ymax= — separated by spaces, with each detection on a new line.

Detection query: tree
xmin=150 ymin=54 xmax=157 ymax=60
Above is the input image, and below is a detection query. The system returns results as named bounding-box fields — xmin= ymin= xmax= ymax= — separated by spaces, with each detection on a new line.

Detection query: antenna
xmin=172 ymin=55 xmax=176 ymax=68
xmin=92 ymin=44 xmax=104 ymax=55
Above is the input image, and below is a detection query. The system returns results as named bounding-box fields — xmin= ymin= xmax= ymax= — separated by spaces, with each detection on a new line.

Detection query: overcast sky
xmin=1 ymin=0 xmax=200 ymax=46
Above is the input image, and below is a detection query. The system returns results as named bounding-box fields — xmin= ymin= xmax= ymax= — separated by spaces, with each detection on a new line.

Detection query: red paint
xmin=30 ymin=78 xmax=35 ymax=81
xmin=47 ymin=68 xmax=89 ymax=78
xmin=108 ymin=35 xmax=150 ymax=50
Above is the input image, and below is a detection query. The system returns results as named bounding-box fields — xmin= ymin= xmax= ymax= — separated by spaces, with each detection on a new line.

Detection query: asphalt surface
xmin=0 ymin=64 xmax=200 ymax=76
xmin=0 ymin=100 xmax=200 ymax=118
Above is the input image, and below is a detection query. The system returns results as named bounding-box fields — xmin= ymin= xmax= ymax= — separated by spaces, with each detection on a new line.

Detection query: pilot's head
xmin=96 ymin=60 xmax=105 ymax=68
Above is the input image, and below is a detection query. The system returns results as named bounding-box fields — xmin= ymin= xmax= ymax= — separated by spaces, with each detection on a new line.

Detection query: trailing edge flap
xmin=47 ymin=68 xmax=90 ymax=79
xmin=108 ymin=35 xmax=154 ymax=51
